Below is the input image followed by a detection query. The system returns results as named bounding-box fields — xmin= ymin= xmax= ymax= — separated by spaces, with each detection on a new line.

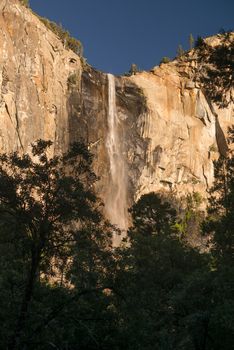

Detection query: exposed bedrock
xmin=0 ymin=0 xmax=233 ymax=227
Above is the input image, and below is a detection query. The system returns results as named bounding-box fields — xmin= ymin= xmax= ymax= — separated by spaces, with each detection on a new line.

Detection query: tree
xmin=195 ymin=35 xmax=205 ymax=48
xmin=193 ymin=33 xmax=233 ymax=108
xmin=160 ymin=56 xmax=171 ymax=64
xmin=204 ymin=126 xmax=234 ymax=264
xmin=129 ymin=192 xmax=177 ymax=236
xmin=0 ymin=140 xmax=100 ymax=349
xmin=129 ymin=63 xmax=138 ymax=75
xmin=174 ymin=191 xmax=205 ymax=248
xmin=22 ymin=219 xmax=118 ymax=350
xmin=171 ymin=126 xmax=234 ymax=350
xmin=113 ymin=193 xmax=204 ymax=349
xmin=177 ymin=44 xmax=185 ymax=57
xmin=38 ymin=17 xmax=83 ymax=56
xmin=189 ymin=33 xmax=194 ymax=50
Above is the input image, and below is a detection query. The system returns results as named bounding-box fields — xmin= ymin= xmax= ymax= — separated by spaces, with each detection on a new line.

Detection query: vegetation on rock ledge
xmin=37 ymin=16 xmax=84 ymax=57
xmin=19 ymin=0 xmax=83 ymax=57
xmin=175 ymin=31 xmax=234 ymax=108
xmin=19 ymin=0 xmax=30 ymax=8
xmin=194 ymin=32 xmax=234 ymax=108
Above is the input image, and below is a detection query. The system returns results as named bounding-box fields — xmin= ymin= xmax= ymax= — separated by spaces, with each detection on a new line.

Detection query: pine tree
xmin=129 ymin=63 xmax=138 ymax=75
xmin=205 ymin=126 xmax=234 ymax=264
xmin=177 ymin=44 xmax=185 ymax=57
xmin=114 ymin=193 xmax=204 ymax=349
xmin=189 ymin=33 xmax=194 ymax=50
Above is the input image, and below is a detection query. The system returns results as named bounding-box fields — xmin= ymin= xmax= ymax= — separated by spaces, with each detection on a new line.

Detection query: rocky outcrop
xmin=0 ymin=0 xmax=233 ymax=226
xmin=0 ymin=0 xmax=82 ymax=156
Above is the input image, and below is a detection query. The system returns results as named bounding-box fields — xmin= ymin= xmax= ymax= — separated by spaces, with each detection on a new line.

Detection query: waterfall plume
xmin=105 ymin=74 xmax=129 ymax=233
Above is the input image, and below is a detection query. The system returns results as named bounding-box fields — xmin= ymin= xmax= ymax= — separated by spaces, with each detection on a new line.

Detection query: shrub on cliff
xmin=19 ymin=0 xmax=83 ymax=56
xmin=160 ymin=56 xmax=171 ymax=64
xmin=189 ymin=33 xmax=195 ymax=50
xmin=19 ymin=0 xmax=30 ymax=7
xmin=194 ymin=33 xmax=234 ymax=107
xmin=129 ymin=63 xmax=139 ymax=75
xmin=177 ymin=44 xmax=185 ymax=57
xmin=67 ymin=72 xmax=78 ymax=88
xmin=195 ymin=35 xmax=205 ymax=48
xmin=38 ymin=17 xmax=83 ymax=56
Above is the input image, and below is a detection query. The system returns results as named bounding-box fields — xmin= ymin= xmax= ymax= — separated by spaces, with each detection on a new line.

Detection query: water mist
xmin=105 ymin=74 xmax=129 ymax=235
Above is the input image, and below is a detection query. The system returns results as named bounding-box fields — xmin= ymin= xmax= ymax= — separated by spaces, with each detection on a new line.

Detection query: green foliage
xmin=219 ymin=27 xmax=233 ymax=35
xmin=0 ymin=128 xmax=234 ymax=349
xmin=160 ymin=56 xmax=171 ymax=64
xmin=187 ymin=191 xmax=203 ymax=208
xmin=204 ymin=126 xmax=234 ymax=264
xmin=113 ymin=177 xmax=234 ymax=349
xmin=67 ymin=73 xmax=78 ymax=88
xmin=185 ymin=126 xmax=234 ymax=349
xmin=195 ymin=35 xmax=205 ymax=48
xmin=194 ymin=33 xmax=234 ymax=107
xmin=129 ymin=63 xmax=138 ymax=75
xmin=209 ymin=143 xmax=218 ymax=152
xmin=189 ymin=33 xmax=194 ymax=50
xmin=129 ymin=192 xmax=177 ymax=236
xmin=38 ymin=17 xmax=83 ymax=56
xmin=19 ymin=0 xmax=30 ymax=7
xmin=169 ymin=266 xmax=234 ymax=350
xmin=177 ymin=44 xmax=185 ymax=57
xmin=173 ymin=191 xmax=204 ymax=245
xmin=114 ymin=193 xmax=207 ymax=349
xmin=0 ymin=140 xmax=106 ymax=349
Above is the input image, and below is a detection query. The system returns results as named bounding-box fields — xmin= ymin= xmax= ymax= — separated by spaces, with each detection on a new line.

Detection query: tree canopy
xmin=0 ymin=128 xmax=233 ymax=349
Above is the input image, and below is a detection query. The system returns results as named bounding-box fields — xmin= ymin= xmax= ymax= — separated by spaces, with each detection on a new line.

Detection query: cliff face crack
xmin=4 ymin=101 xmax=13 ymax=124
xmin=0 ymin=4 xmax=233 ymax=214
xmin=202 ymin=92 xmax=229 ymax=157
xmin=15 ymin=107 xmax=24 ymax=151
xmin=104 ymin=74 xmax=128 ymax=232
xmin=179 ymin=83 xmax=185 ymax=116
xmin=202 ymin=165 xmax=209 ymax=192
xmin=2 ymin=0 xmax=10 ymax=18
xmin=215 ymin=116 xmax=229 ymax=157
xmin=5 ymin=100 xmax=24 ymax=151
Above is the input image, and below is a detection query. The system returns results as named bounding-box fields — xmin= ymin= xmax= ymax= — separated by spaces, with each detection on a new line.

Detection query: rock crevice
xmin=0 ymin=0 xmax=233 ymax=226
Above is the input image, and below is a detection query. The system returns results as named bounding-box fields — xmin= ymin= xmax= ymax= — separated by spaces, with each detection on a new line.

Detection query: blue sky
xmin=30 ymin=0 xmax=233 ymax=75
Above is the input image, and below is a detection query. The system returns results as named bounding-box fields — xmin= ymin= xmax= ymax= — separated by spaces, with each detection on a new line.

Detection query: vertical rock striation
xmin=0 ymin=0 xmax=233 ymax=228
xmin=0 ymin=0 xmax=82 ymax=155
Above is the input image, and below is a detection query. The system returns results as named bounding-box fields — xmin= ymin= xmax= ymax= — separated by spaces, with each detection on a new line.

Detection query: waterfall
xmin=105 ymin=73 xmax=128 ymax=232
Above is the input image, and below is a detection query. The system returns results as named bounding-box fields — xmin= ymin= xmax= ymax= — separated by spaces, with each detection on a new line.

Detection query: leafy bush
xmin=194 ymin=33 xmax=234 ymax=107
xmin=19 ymin=0 xmax=30 ymax=7
xmin=160 ymin=56 xmax=171 ymax=64
xmin=209 ymin=143 xmax=218 ymax=152
xmin=38 ymin=16 xmax=83 ymax=56
xmin=195 ymin=35 xmax=205 ymax=48
xmin=20 ymin=0 xmax=83 ymax=57
xmin=67 ymin=73 xmax=78 ymax=88
xmin=177 ymin=44 xmax=185 ymax=57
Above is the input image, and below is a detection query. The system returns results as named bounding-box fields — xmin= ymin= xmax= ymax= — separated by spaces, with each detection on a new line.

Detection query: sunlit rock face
xmin=129 ymin=70 xmax=224 ymax=199
xmin=0 ymin=0 xmax=82 ymax=156
xmin=0 ymin=0 xmax=233 ymax=230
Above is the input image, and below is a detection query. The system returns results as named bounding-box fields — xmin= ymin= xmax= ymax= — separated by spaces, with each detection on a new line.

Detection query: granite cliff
xmin=0 ymin=0 xmax=233 ymax=228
